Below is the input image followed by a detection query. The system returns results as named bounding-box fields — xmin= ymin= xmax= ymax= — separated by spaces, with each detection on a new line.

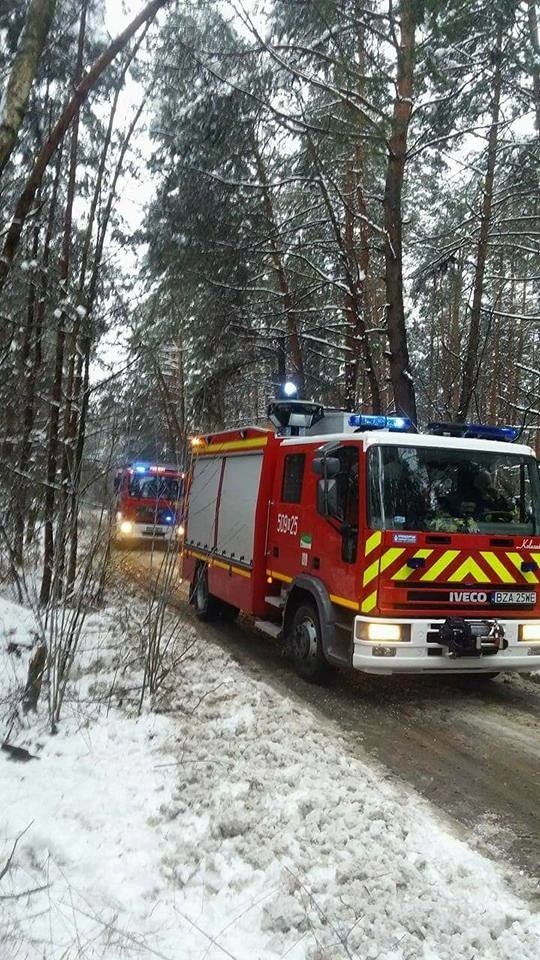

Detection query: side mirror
xmin=312 ymin=455 xmax=340 ymax=478
xmin=317 ymin=477 xmax=339 ymax=517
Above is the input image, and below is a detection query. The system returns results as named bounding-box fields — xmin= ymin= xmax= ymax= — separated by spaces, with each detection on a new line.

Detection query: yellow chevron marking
xmin=506 ymin=552 xmax=538 ymax=584
xmin=480 ymin=551 xmax=516 ymax=584
xmin=365 ymin=531 xmax=382 ymax=556
xmin=361 ymin=590 xmax=377 ymax=613
xmin=420 ymin=550 xmax=460 ymax=582
xmin=447 ymin=556 xmax=490 ymax=584
xmin=363 ymin=547 xmax=405 ymax=588
xmin=379 ymin=548 xmax=405 ymax=572
xmin=392 ymin=549 xmax=433 ymax=581
xmin=362 ymin=558 xmax=380 ymax=588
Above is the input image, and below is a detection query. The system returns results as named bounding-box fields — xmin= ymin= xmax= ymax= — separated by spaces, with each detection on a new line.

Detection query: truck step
xmin=265 ymin=595 xmax=284 ymax=609
xmin=254 ymin=619 xmax=282 ymax=639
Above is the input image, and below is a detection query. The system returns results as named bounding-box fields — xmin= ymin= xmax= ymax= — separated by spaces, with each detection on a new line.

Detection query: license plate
xmin=491 ymin=591 xmax=536 ymax=604
xmin=143 ymin=527 xmax=165 ymax=536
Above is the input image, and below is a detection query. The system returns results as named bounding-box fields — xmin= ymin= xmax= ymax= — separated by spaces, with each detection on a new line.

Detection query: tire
xmin=218 ymin=601 xmax=239 ymax=622
xmin=288 ymin=602 xmax=329 ymax=684
xmin=192 ymin=564 xmax=220 ymax=621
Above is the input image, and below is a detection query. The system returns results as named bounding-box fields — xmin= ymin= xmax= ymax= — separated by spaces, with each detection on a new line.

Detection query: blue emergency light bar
xmin=427 ymin=422 xmax=519 ymax=442
xmin=348 ymin=414 xmax=413 ymax=432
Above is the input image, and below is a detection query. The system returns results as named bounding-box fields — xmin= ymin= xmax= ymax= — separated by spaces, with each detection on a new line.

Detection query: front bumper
xmin=116 ymin=521 xmax=179 ymax=542
xmin=352 ymin=615 xmax=540 ymax=674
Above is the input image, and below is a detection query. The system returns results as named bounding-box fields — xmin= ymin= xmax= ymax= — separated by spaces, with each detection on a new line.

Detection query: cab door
xmin=267 ymin=450 xmax=307 ymax=579
xmin=310 ymin=444 xmax=361 ymax=605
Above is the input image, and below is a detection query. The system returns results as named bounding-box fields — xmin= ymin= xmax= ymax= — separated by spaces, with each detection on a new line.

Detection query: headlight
xmin=120 ymin=520 xmax=133 ymax=535
xmin=356 ymin=621 xmax=409 ymax=642
xmin=519 ymin=624 xmax=540 ymax=642
xmin=177 ymin=524 xmax=185 ymax=536
xmin=367 ymin=623 xmax=402 ymax=642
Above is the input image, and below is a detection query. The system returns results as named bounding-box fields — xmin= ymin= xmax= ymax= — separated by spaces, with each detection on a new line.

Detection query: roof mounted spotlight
xmin=268 ymin=399 xmax=324 ymax=436
xmin=278 ymin=379 xmax=299 ymax=400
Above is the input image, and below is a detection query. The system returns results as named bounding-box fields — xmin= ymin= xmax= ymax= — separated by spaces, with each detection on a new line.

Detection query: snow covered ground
xmin=1 ymin=588 xmax=540 ymax=960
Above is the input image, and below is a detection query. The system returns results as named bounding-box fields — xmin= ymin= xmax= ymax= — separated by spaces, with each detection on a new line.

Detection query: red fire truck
xmin=182 ymin=401 xmax=540 ymax=681
xmin=113 ymin=462 xmax=184 ymax=546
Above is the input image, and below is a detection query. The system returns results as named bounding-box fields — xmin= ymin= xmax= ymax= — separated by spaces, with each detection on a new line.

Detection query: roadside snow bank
xmin=1 ymin=591 xmax=539 ymax=960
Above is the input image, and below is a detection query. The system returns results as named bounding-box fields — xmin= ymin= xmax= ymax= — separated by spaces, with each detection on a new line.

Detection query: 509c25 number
xmin=277 ymin=513 xmax=299 ymax=536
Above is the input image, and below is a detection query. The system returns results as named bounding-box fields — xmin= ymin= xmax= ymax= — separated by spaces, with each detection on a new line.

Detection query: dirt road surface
xmin=118 ymin=546 xmax=540 ymax=895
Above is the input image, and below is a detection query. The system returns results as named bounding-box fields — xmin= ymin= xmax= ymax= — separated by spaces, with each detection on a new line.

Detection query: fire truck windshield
xmin=368 ymin=445 xmax=540 ymax=535
xmin=128 ymin=476 xmax=182 ymax=502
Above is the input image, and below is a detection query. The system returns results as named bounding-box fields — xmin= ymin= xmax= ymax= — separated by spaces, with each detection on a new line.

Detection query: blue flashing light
xmin=134 ymin=464 xmax=147 ymax=473
xmin=348 ymin=414 xmax=412 ymax=432
xmin=427 ymin=422 xmax=519 ymax=443
xmin=465 ymin=423 xmax=519 ymax=442
xmin=387 ymin=416 xmax=411 ymax=431
xmin=164 ymin=514 xmax=174 ymax=524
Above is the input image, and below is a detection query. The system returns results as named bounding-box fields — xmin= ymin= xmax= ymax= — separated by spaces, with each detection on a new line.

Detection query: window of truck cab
xmin=128 ymin=476 xmax=182 ymax=502
xmin=281 ymin=454 xmax=305 ymax=503
xmin=368 ymin=444 xmax=540 ymax=535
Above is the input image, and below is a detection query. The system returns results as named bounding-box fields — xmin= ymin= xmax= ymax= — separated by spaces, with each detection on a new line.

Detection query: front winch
xmin=440 ymin=618 xmax=505 ymax=657
xmin=440 ymin=618 xmax=481 ymax=657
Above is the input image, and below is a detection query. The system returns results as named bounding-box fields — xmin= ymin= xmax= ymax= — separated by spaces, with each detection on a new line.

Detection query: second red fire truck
xmin=113 ymin=462 xmax=184 ymax=546
xmin=182 ymin=401 xmax=540 ymax=681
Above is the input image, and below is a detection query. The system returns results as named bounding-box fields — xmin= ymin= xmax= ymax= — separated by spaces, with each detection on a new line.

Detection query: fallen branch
xmin=0 ymin=823 xmax=33 ymax=883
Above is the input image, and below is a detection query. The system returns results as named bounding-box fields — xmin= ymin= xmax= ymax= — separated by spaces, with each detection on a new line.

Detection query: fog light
xmin=372 ymin=645 xmax=397 ymax=657
xmin=120 ymin=520 xmax=133 ymax=535
xmin=520 ymin=624 xmax=540 ymax=642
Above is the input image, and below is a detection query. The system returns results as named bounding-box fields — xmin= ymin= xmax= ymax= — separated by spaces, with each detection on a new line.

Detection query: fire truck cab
xmin=113 ymin=462 xmax=184 ymax=546
xmin=183 ymin=402 xmax=540 ymax=682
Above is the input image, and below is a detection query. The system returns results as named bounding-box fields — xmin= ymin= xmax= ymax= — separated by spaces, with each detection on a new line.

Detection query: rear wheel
xmin=192 ymin=565 xmax=239 ymax=622
xmin=192 ymin=564 xmax=220 ymax=621
xmin=288 ymin=602 xmax=329 ymax=684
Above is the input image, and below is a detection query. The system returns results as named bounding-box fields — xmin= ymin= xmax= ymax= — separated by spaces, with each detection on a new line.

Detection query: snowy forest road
xmin=119 ymin=547 xmax=540 ymax=891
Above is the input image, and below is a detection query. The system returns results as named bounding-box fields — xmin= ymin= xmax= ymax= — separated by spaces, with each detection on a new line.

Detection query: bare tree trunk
xmin=527 ymin=0 xmax=540 ymax=133
xmin=13 ymin=220 xmax=41 ymax=566
xmin=66 ymin=96 xmax=145 ymax=592
xmin=449 ymin=250 xmax=464 ymax=415
xmin=343 ymin=161 xmax=381 ymax=412
xmin=39 ymin=3 xmax=87 ymax=606
xmin=0 ymin=0 xmax=57 ymax=179
xmin=39 ymin=301 xmax=65 ymax=606
xmin=457 ymin=23 xmax=503 ymax=421
xmin=252 ymin=136 xmax=305 ymax=393
xmin=0 ymin=0 xmax=170 ymax=296
xmin=56 ymin=1 xmax=87 ymax=595
xmin=383 ymin=0 xmax=418 ymax=423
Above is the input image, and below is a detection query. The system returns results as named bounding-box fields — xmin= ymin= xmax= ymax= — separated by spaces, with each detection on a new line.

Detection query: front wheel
xmin=288 ymin=603 xmax=329 ymax=684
